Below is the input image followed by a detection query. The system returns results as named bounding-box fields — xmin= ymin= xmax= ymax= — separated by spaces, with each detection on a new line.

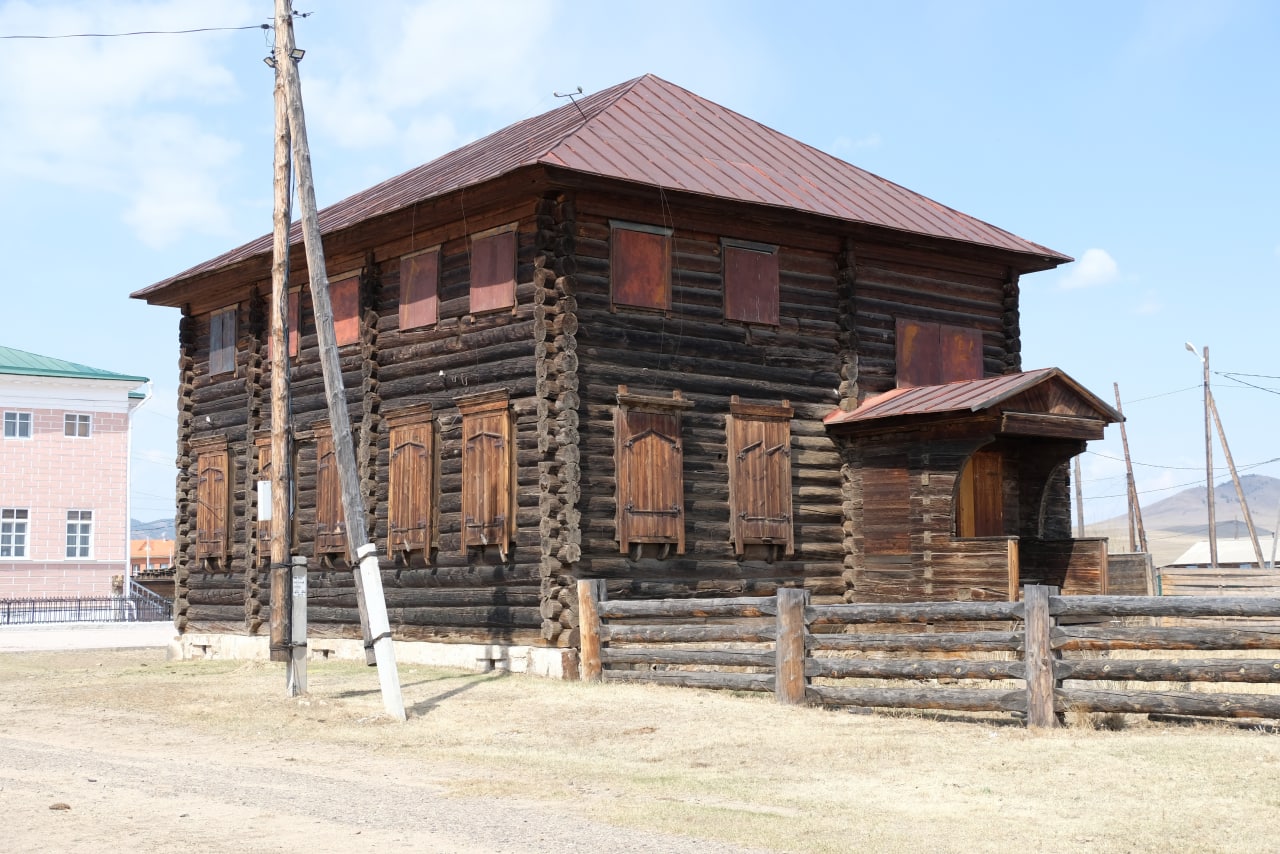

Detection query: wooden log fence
xmin=576 ymin=581 xmax=1280 ymax=728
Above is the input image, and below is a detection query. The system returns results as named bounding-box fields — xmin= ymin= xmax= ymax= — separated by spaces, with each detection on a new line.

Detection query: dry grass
xmin=2 ymin=649 xmax=1278 ymax=853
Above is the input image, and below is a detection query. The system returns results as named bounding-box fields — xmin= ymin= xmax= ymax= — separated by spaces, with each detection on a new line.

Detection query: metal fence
xmin=0 ymin=587 xmax=173 ymax=626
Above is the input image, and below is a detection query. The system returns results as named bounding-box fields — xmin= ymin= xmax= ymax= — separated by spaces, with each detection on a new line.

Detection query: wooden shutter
xmin=611 ymin=222 xmax=672 ymax=310
xmin=315 ymin=432 xmax=346 ymax=555
xmin=727 ymin=398 xmax=794 ymax=554
xmin=400 ymin=246 xmax=440 ymax=329
xmin=896 ymin=319 xmax=983 ymax=387
xmin=209 ymin=307 xmax=236 ymax=375
xmin=387 ymin=405 xmax=435 ymax=557
xmin=615 ymin=387 xmax=692 ymax=553
xmin=194 ymin=445 xmax=229 ymax=561
xmin=331 ymin=276 xmax=360 ymax=346
xmin=956 ymin=449 xmax=1004 ymax=538
xmin=470 ymin=226 xmax=517 ymax=314
xmin=457 ymin=391 xmax=512 ymax=555
xmin=723 ymin=241 xmax=780 ymax=326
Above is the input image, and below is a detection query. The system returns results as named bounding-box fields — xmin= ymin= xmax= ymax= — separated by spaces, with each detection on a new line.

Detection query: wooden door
xmin=957 ymin=450 xmax=1004 ymax=538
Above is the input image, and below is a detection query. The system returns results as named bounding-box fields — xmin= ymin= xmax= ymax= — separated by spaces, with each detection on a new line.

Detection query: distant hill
xmin=132 ymin=518 xmax=175 ymax=540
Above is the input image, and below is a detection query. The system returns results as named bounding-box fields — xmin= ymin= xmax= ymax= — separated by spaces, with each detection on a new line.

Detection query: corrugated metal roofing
xmin=135 ymin=74 xmax=1068 ymax=300
xmin=0 ymin=345 xmax=148 ymax=384
xmin=823 ymin=368 xmax=1118 ymax=426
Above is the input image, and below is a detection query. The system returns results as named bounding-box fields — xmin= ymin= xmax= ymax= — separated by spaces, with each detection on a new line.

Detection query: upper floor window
xmin=470 ymin=224 xmax=517 ymax=314
xmin=896 ymin=318 xmax=983 ymax=388
xmin=3 ymin=411 xmax=31 ymax=439
xmin=723 ymin=239 xmax=779 ymax=326
xmin=400 ymin=246 xmax=440 ymax=330
xmin=331 ymin=275 xmax=361 ymax=347
xmin=1 ymin=508 xmax=29 ymax=558
xmin=64 ymin=413 xmax=92 ymax=438
xmin=611 ymin=221 xmax=672 ymax=311
xmin=209 ymin=306 xmax=237 ymax=376
xmin=65 ymin=510 xmax=92 ymax=558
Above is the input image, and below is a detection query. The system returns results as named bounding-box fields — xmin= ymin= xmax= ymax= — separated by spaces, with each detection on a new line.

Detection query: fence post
xmin=1024 ymin=584 xmax=1058 ymax=728
xmin=776 ymin=587 xmax=809 ymax=705
xmin=577 ymin=578 xmax=606 ymax=682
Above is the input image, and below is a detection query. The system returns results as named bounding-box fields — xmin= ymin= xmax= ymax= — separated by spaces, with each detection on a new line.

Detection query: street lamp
xmin=1186 ymin=342 xmax=1217 ymax=567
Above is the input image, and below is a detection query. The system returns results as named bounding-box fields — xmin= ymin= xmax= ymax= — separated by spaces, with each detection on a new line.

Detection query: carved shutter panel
xmin=388 ymin=418 xmax=434 ymax=556
xmin=470 ymin=227 xmax=517 ymax=314
xmin=727 ymin=398 xmax=794 ymax=555
xmin=615 ymin=387 xmax=692 ymax=554
xmin=194 ymin=446 xmax=229 ymax=561
xmin=315 ymin=433 xmax=346 ymax=555
xmin=457 ymin=391 xmax=512 ymax=555
xmin=256 ymin=439 xmax=272 ymax=561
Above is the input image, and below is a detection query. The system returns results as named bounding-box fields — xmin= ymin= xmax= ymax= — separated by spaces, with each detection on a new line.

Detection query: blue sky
xmin=2 ymin=0 xmax=1277 ymax=528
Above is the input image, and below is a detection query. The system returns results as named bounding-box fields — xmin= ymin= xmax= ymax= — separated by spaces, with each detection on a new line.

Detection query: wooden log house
xmin=132 ymin=75 xmax=1127 ymax=673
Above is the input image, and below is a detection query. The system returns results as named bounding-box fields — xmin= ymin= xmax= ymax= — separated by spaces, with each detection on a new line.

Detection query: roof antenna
xmin=554 ymin=86 xmax=586 ymax=120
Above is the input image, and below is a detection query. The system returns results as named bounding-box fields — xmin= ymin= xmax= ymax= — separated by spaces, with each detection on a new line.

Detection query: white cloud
xmin=1059 ymin=248 xmax=1120 ymax=290
xmin=0 ymin=0 xmax=255 ymax=245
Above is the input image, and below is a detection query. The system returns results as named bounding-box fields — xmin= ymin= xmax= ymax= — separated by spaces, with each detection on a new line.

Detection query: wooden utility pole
xmin=1073 ymin=456 xmax=1085 ymax=538
xmin=1208 ymin=391 xmax=1266 ymax=569
xmin=273 ymin=0 xmax=405 ymax=720
xmin=1200 ymin=346 xmax=1218 ymax=567
xmin=1113 ymin=383 xmax=1147 ymax=553
xmin=267 ymin=12 xmax=302 ymax=693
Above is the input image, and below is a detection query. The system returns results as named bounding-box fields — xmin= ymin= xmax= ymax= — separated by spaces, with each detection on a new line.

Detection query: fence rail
xmin=577 ymin=581 xmax=1280 ymax=728
xmin=0 ymin=590 xmax=173 ymax=626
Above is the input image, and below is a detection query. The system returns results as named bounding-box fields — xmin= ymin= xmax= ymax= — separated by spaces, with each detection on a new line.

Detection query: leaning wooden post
xmin=775 ymin=587 xmax=809 ymax=705
xmin=275 ymin=0 xmax=404 ymax=720
xmin=577 ymin=578 xmax=605 ymax=682
xmin=1023 ymin=584 xmax=1058 ymax=728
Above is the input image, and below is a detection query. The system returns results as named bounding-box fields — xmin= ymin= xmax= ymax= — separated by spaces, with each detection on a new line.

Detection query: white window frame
xmin=3 ymin=411 xmax=32 ymax=439
xmin=1 ymin=508 xmax=30 ymax=558
xmin=65 ymin=509 xmax=93 ymax=559
xmin=64 ymin=413 xmax=92 ymax=438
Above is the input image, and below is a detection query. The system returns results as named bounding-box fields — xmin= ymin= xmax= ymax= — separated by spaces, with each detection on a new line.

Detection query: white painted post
xmin=286 ymin=555 xmax=308 ymax=696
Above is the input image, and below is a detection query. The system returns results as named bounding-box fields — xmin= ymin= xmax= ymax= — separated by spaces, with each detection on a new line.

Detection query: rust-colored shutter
xmin=897 ymin=319 xmax=984 ymax=387
xmin=939 ymin=325 xmax=983 ymax=383
xmin=400 ymin=247 xmax=440 ymax=330
xmin=615 ymin=387 xmax=691 ymax=553
xmin=611 ymin=223 xmax=672 ymax=310
xmin=470 ymin=228 xmax=517 ymax=314
xmin=723 ymin=243 xmax=780 ymax=326
xmin=457 ymin=392 xmax=512 ymax=554
xmin=388 ymin=420 xmax=434 ymax=556
xmin=194 ymin=447 xmax=229 ymax=561
xmin=727 ymin=398 xmax=794 ymax=554
xmin=315 ymin=433 xmax=346 ymax=555
xmin=256 ymin=439 xmax=272 ymax=561
xmin=288 ymin=289 xmax=300 ymax=357
xmin=331 ymin=276 xmax=360 ymax=346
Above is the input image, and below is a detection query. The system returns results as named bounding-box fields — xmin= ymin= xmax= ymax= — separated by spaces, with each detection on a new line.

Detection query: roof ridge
xmin=0 ymin=345 xmax=149 ymax=383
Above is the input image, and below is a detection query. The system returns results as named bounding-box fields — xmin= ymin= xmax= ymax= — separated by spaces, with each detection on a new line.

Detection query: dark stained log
xmin=1054 ymin=625 xmax=1280 ymax=652
xmin=602 ymin=669 xmax=774 ymax=692
xmin=808 ymin=685 xmax=1026 ymax=713
xmin=1058 ymin=658 xmax=1280 ymax=683
xmin=597 ymin=596 xmax=777 ymax=619
xmin=1057 ymin=688 xmax=1280 ymax=720
xmin=808 ymin=657 xmax=1023 ymax=681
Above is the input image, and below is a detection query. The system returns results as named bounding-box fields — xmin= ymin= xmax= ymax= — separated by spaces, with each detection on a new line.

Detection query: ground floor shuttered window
xmin=726 ymin=397 xmax=794 ymax=555
xmin=456 ymin=390 xmax=513 ymax=557
xmin=386 ymin=404 xmax=436 ymax=558
xmin=615 ymin=386 xmax=693 ymax=555
xmin=314 ymin=431 xmax=347 ymax=557
xmin=193 ymin=440 xmax=230 ymax=563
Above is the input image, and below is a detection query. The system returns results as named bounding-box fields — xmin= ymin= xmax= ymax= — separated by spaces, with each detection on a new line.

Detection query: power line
xmin=1 ymin=24 xmax=269 ymax=40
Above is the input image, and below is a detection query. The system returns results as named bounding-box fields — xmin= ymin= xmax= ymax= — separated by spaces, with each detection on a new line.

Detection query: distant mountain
xmin=131 ymin=518 xmax=175 ymax=540
xmin=1118 ymin=474 xmax=1280 ymax=538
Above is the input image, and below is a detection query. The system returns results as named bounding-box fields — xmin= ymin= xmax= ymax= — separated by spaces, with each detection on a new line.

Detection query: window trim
xmin=1 ymin=507 xmax=30 ymax=559
xmin=64 ymin=413 xmax=92 ymax=438
xmin=65 ymin=509 xmax=93 ymax=559
xmin=3 ymin=411 xmax=32 ymax=439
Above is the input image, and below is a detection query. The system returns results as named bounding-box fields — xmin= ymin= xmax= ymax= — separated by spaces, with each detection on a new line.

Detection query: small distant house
xmin=1166 ymin=538 xmax=1278 ymax=570
xmin=132 ymin=74 xmax=1122 ymax=672
xmin=0 ymin=346 xmax=149 ymax=597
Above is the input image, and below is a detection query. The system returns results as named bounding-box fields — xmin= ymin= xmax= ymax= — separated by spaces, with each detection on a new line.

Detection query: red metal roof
xmin=135 ymin=74 xmax=1069 ymax=300
xmin=823 ymin=368 xmax=1120 ymax=427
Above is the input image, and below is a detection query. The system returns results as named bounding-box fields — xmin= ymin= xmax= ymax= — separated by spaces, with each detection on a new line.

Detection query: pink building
xmin=0 ymin=346 xmax=149 ymax=597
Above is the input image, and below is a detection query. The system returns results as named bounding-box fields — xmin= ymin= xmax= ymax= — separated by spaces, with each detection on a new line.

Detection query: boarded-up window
xmin=209 ymin=307 xmax=237 ymax=376
xmin=267 ymin=289 xmax=300 ymax=361
xmin=314 ymin=431 xmax=346 ymax=556
xmin=723 ymin=240 xmax=779 ymax=326
xmin=615 ymin=387 xmax=693 ymax=554
xmin=896 ymin=318 xmax=983 ymax=387
xmin=457 ymin=391 xmax=513 ymax=555
xmin=194 ymin=441 xmax=230 ymax=562
xmin=386 ymin=405 xmax=436 ymax=557
xmin=611 ymin=221 xmax=672 ymax=311
xmin=400 ymin=246 xmax=440 ymax=330
xmin=956 ymin=449 xmax=1004 ymax=538
xmin=331 ymin=276 xmax=360 ymax=346
xmin=470 ymin=226 xmax=517 ymax=314
xmin=727 ymin=397 xmax=794 ymax=554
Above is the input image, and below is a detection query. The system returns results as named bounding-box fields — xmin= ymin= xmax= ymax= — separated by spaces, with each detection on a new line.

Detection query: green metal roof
xmin=0 ymin=346 xmax=148 ymax=384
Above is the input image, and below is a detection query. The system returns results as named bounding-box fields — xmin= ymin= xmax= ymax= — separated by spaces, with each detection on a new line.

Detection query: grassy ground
xmin=1 ymin=649 xmax=1277 ymax=853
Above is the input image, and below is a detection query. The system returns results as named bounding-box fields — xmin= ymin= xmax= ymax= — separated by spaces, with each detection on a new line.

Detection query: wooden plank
xmin=577 ymin=578 xmax=605 ymax=682
xmin=1023 ymin=584 xmax=1057 ymax=728
xmin=775 ymin=587 xmax=808 ymax=705
xmin=808 ymin=684 xmax=1025 ymax=713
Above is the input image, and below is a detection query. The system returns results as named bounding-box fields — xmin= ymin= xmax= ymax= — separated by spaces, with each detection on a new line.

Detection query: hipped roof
xmin=0 ymin=345 xmax=148 ymax=385
xmin=134 ymin=74 xmax=1069 ymax=303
